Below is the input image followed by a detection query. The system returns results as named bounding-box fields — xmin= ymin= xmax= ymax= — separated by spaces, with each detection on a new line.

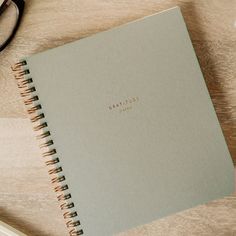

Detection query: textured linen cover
xmin=21 ymin=7 xmax=234 ymax=236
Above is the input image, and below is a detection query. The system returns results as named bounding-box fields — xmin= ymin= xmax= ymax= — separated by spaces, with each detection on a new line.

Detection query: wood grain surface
xmin=0 ymin=0 xmax=236 ymax=235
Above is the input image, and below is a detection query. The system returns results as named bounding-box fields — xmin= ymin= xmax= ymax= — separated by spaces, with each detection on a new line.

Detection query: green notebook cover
xmin=13 ymin=7 xmax=234 ymax=236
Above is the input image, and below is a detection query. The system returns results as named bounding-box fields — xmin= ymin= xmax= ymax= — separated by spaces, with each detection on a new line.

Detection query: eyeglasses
xmin=0 ymin=0 xmax=24 ymax=52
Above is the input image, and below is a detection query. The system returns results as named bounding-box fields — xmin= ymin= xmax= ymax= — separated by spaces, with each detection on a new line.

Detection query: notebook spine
xmin=11 ymin=60 xmax=84 ymax=236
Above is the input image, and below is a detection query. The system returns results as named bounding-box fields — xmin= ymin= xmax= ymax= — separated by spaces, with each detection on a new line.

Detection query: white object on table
xmin=0 ymin=220 xmax=26 ymax=236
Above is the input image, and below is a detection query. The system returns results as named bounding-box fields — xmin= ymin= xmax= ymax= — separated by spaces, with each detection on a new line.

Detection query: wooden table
xmin=0 ymin=1 xmax=235 ymax=235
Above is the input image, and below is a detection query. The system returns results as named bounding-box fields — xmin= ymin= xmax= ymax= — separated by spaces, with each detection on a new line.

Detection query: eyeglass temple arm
xmin=0 ymin=0 xmax=12 ymax=16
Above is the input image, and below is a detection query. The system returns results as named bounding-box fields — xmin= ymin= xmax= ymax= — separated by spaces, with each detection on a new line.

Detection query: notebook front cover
xmin=23 ymin=7 xmax=234 ymax=235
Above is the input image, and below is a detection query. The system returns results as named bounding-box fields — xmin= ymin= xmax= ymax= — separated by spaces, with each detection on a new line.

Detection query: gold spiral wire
xmin=12 ymin=60 xmax=83 ymax=236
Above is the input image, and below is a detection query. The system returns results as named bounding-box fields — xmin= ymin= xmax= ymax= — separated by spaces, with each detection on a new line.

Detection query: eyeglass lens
xmin=0 ymin=0 xmax=19 ymax=48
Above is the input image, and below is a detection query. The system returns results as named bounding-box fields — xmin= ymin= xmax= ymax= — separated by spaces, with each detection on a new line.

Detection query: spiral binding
xmin=12 ymin=60 xmax=84 ymax=236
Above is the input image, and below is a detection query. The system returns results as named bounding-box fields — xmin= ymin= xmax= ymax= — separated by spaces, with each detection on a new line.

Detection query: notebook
xmin=12 ymin=7 xmax=234 ymax=236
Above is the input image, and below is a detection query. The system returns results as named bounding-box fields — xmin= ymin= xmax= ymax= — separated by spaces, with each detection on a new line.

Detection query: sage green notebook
xmin=13 ymin=7 xmax=234 ymax=236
